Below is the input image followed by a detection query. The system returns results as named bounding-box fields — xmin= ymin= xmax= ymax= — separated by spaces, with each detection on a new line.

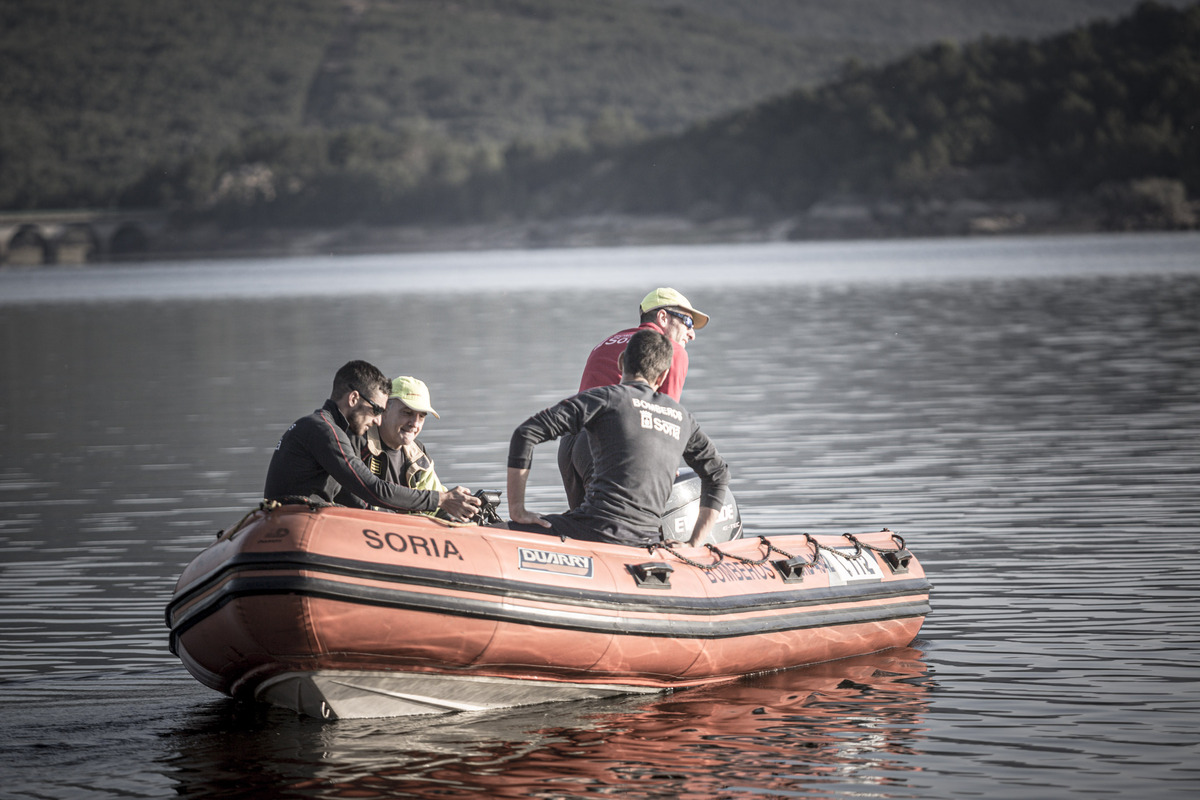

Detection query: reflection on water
xmin=1 ymin=234 xmax=1199 ymax=798
xmin=157 ymin=649 xmax=930 ymax=799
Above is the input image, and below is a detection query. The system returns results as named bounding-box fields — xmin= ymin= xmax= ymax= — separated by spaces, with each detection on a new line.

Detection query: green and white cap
xmin=389 ymin=376 xmax=439 ymax=418
xmin=639 ymin=287 xmax=709 ymax=329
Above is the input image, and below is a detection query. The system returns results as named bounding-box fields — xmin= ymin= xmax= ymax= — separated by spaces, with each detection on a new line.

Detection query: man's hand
xmin=438 ymin=486 xmax=482 ymax=522
xmin=508 ymin=507 xmax=552 ymax=528
xmin=686 ymin=506 xmax=721 ymax=547
xmin=506 ymin=466 xmax=552 ymax=528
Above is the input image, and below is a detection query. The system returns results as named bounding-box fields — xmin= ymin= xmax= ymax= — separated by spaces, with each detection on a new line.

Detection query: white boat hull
xmin=255 ymin=670 xmax=662 ymax=720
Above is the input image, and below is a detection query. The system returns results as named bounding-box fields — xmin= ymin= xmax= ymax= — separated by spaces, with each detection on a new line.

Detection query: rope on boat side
xmin=814 ymin=536 xmax=864 ymax=560
xmin=752 ymin=532 xmax=851 ymax=565
xmin=842 ymin=530 xmax=914 ymax=572
xmin=843 ymin=530 xmax=907 ymax=553
xmin=263 ymin=496 xmax=334 ymax=510
xmin=216 ymin=497 xmax=334 ymax=540
xmin=663 ymin=531 xmax=909 ymax=570
xmin=657 ymin=535 xmax=822 ymax=570
xmin=655 ymin=541 xmax=724 ymax=570
xmin=707 ymin=538 xmax=774 ymax=567
xmin=803 ymin=531 xmax=910 ymax=562
xmin=215 ymin=507 xmax=262 ymax=540
xmin=754 ymin=535 xmax=816 ymax=569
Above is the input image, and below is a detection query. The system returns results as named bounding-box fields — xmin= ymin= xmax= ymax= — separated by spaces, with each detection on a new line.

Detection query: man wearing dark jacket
xmin=508 ymin=330 xmax=730 ymax=548
xmin=264 ymin=360 xmax=480 ymax=520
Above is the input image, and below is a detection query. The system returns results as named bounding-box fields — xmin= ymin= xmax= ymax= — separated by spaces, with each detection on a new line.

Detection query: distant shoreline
xmin=131 ymin=199 xmax=1174 ymax=262
xmin=4 ymin=200 xmax=1194 ymax=266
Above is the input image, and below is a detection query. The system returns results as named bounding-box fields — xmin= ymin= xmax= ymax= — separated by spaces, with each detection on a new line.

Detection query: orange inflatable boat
xmin=166 ymin=496 xmax=931 ymax=720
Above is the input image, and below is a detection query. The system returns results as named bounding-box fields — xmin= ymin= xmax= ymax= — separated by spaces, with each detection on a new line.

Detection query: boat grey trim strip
xmin=167 ymin=550 xmax=930 ymax=622
xmin=168 ymin=570 xmax=930 ymax=652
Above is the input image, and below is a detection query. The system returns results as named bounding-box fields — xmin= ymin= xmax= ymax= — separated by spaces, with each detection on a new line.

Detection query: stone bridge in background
xmin=0 ymin=209 xmax=168 ymax=265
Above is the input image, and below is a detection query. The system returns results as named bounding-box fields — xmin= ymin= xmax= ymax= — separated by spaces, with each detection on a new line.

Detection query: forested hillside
xmin=125 ymin=0 xmax=1193 ymax=240
xmin=2 ymin=0 xmax=1187 ymax=217
xmin=478 ymin=0 xmax=1199 ymax=236
xmin=0 ymin=0 xmax=854 ymax=210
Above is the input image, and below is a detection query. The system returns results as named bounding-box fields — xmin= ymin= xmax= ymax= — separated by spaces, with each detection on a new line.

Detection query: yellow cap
xmin=389 ymin=376 xmax=439 ymax=418
xmin=639 ymin=288 xmax=709 ymax=330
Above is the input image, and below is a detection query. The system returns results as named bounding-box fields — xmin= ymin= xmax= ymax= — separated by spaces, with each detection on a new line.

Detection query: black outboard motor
xmin=660 ymin=469 xmax=742 ymax=543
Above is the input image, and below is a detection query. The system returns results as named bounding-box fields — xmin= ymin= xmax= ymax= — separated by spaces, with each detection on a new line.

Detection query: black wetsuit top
xmin=263 ymin=399 xmax=439 ymax=512
xmin=509 ymin=381 xmax=730 ymax=546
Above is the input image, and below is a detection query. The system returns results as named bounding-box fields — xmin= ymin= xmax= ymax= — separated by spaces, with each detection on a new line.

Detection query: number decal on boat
xmin=822 ymin=548 xmax=883 ymax=585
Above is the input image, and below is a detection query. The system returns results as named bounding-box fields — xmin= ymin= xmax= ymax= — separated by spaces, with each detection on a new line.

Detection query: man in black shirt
xmin=507 ymin=330 xmax=730 ymax=547
xmin=264 ymin=360 xmax=481 ymax=520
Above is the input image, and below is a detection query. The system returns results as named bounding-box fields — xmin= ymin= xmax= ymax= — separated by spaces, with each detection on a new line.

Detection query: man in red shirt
xmin=557 ymin=287 xmax=710 ymax=508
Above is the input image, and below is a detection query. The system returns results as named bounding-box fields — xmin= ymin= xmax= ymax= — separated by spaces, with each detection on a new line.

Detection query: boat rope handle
xmin=655 ymin=541 xmax=725 ymax=570
xmin=842 ymin=530 xmax=907 ymax=553
xmin=263 ymin=496 xmax=333 ymax=510
xmin=706 ymin=539 xmax=774 ymax=566
xmin=765 ymin=531 xmax=905 ymax=563
xmin=817 ymin=537 xmax=863 ymax=560
xmin=754 ymin=535 xmax=817 ymax=568
xmin=654 ymin=531 xmax=907 ymax=572
xmin=216 ymin=506 xmax=265 ymax=541
xmin=657 ymin=535 xmax=818 ymax=570
xmin=765 ymin=531 xmax=862 ymax=562
xmin=217 ymin=497 xmax=334 ymax=540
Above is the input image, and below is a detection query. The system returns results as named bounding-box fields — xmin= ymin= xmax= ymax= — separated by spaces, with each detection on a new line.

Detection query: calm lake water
xmin=2 ymin=232 xmax=1198 ymax=799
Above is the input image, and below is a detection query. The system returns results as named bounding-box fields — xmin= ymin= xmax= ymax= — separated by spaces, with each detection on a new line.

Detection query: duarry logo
xmin=518 ymin=547 xmax=594 ymax=578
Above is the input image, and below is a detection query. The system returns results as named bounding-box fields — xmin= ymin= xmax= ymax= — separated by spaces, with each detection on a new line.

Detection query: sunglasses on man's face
xmin=665 ymin=309 xmax=694 ymax=329
xmin=356 ymin=393 xmax=386 ymax=416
